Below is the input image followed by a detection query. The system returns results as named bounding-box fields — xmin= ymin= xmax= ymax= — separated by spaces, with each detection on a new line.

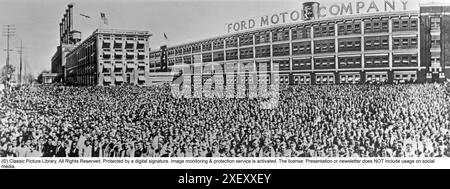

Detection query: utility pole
xmin=3 ymin=25 xmax=16 ymax=87
xmin=17 ymin=40 xmax=23 ymax=86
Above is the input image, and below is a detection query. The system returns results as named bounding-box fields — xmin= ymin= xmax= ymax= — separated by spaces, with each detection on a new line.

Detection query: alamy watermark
xmin=171 ymin=62 xmax=280 ymax=109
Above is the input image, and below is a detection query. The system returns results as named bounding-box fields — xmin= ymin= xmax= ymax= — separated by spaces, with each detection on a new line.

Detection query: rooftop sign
xmin=225 ymin=0 xmax=419 ymax=34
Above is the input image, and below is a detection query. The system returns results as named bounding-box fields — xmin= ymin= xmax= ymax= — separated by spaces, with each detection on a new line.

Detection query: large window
xmin=292 ymin=27 xmax=311 ymax=40
xmin=316 ymin=74 xmax=335 ymax=84
xmin=338 ymin=56 xmax=361 ymax=68
xmin=365 ymin=55 xmax=389 ymax=68
xmin=239 ymin=47 xmax=254 ymax=59
xmin=314 ymin=39 xmax=335 ymax=54
xmin=183 ymin=46 xmax=192 ymax=54
xmin=392 ymin=36 xmax=418 ymax=49
xmin=365 ymin=36 xmax=389 ymax=50
xmin=202 ymin=53 xmax=212 ymax=62
xmin=272 ymin=29 xmax=290 ymax=42
xmin=314 ymin=24 xmax=335 ymax=38
xmin=255 ymin=32 xmax=270 ymax=44
xmin=431 ymin=17 xmax=441 ymax=30
xmin=292 ymin=58 xmax=312 ymax=70
xmin=364 ymin=18 xmax=389 ymax=33
xmin=273 ymin=60 xmax=290 ymax=71
xmin=202 ymin=42 xmax=212 ymax=51
xmin=175 ymin=57 xmax=182 ymax=65
xmin=314 ymin=56 xmax=335 ymax=69
xmin=192 ymin=44 xmax=201 ymax=53
xmin=255 ymin=45 xmax=271 ymax=58
xmin=392 ymin=17 xmax=418 ymax=32
xmin=338 ymin=38 xmax=361 ymax=52
xmin=168 ymin=58 xmax=175 ymax=66
xmin=276 ymin=75 xmax=290 ymax=85
xmin=293 ymin=75 xmax=311 ymax=85
xmin=393 ymin=71 xmax=417 ymax=82
xmin=338 ymin=21 xmax=361 ymax=35
xmin=167 ymin=49 xmax=175 ymax=57
xmin=431 ymin=36 xmax=440 ymax=48
xmin=392 ymin=54 xmax=418 ymax=67
xmin=213 ymin=40 xmax=224 ymax=50
xmin=366 ymin=72 xmax=388 ymax=82
xmin=183 ymin=56 xmax=192 ymax=64
xmin=292 ymin=42 xmax=311 ymax=55
xmin=225 ymin=49 xmax=238 ymax=60
xmin=239 ymin=35 xmax=254 ymax=46
xmin=213 ymin=51 xmax=225 ymax=61
xmin=225 ymin=37 xmax=238 ymax=48
xmin=175 ymin=48 xmax=183 ymax=56
xmin=340 ymin=73 xmax=361 ymax=84
xmin=272 ymin=43 xmax=290 ymax=56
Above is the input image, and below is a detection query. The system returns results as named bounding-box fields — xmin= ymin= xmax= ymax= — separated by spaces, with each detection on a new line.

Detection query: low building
xmin=42 ymin=73 xmax=59 ymax=84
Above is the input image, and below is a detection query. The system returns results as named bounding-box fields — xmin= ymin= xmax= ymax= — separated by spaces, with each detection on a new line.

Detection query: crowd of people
xmin=1 ymin=82 xmax=450 ymax=157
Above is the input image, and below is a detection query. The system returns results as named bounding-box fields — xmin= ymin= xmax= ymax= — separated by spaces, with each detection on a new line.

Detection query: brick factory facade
xmin=149 ymin=1 xmax=450 ymax=85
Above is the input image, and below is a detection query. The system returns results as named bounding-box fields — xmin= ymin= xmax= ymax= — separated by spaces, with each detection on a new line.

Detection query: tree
xmin=1 ymin=64 xmax=16 ymax=83
xmin=23 ymin=73 xmax=35 ymax=84
xmin=37 ymin=73 xmax=43 ymax=84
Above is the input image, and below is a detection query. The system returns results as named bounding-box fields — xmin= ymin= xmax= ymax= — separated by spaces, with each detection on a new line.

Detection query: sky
xmin=0 ymin=0 xmax=446 ymax=77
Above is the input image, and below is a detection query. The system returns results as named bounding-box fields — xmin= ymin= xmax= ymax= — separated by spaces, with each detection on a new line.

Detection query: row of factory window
xmin=102 ymin=40 xmax=145 ymax=50
xmin=102 ymin=52 xmax=146 ymax=60
xmin=101 ymin=35 xmax=147 ymax=41
xmin=100 ymin=66 xmax=146 ymax=73
xmin=101 ymin=74 xmax=147 ymax=85
xmin=66 ymin=65 xmax=96 ymax=76
xmin=212 ymin=71 xmax=418 ymax=85
xmin=101 ymin=67 xmax=143 ymax=74
xmin=100 ymin=62 xmax=146 ymax=72
xmin=102 ymin=43 xmax=145 ymax=50
xmin=66 ymin=54 xmax=96 ymax=68
xmin=162 ymin=17 xmax=417 ymax=55
xmin=155 ymin=36 xmax=417 ymax=60
xmin=152 ymin=53 xmax=418 ymax=68
xmin=66 ymin=76 xmax=97 ymax=86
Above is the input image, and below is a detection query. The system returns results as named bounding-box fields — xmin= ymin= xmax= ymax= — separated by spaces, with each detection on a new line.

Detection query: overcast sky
xmin=0 ymin=0 xmax=444 ymax=77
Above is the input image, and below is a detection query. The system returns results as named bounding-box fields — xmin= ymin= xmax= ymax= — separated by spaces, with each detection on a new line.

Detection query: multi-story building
xmin=65 ymin=29 xmax=151 ymax=86
xmin=149 ymin=1 xmax=450 ymax=85
xmin=420 ymin=5 xmax=450 ymax=82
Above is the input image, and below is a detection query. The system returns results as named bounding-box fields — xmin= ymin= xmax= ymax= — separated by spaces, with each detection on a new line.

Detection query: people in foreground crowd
xmin=0 ymin=82 xmax=449 ymax=157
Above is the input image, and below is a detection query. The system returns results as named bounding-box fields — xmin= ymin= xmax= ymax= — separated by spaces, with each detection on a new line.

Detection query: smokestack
xmin=68 ymin=4 xmax=73 ymax=31
xmin=62 ymin=17 xmax=66 ymax=43
xmin=59 ymin=22 xmax=63 ymax=44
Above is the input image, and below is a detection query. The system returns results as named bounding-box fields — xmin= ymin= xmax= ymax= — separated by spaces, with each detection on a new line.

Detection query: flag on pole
xmin=80 ymin=14 xmax=90 ymax=18
xmin=100 ymin=12 xmax=108 ymax=25
xmin=163 ymin=33 xmax=168 ymax=40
